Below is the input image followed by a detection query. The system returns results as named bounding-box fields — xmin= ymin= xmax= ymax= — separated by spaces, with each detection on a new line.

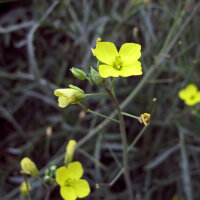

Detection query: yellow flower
xmin=139 ymin=113 xmax=150 ymax=126
xmin=178 ymin=84 xmax=200 ymax=106
xmin=65 ymin=140 xmax=77 ymax=166
xmin=91 ymin=41 xmax=142 ymax=78
xmin=56 ymin=162 xmax=90 ymax=200
xmin=20 ymin=182 xmax=31 ymax=196
xmin=54 ymin=85 xmax=84 ymax=108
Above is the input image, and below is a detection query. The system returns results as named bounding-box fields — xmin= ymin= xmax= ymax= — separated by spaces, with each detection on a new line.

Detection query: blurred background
xmin=1 ymin=0 xmax=200 ymax=199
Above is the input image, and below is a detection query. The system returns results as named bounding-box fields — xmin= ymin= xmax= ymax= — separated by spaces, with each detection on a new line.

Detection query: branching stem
xmin=102 ymin=83 xmax=134 ymax=200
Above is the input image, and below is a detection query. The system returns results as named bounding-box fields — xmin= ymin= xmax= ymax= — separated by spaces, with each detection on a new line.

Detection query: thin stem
xmin=88 ymin=109 xmax=119 ymax=123
xmin=22 ymin=174 xmax=31 ymax=200
xmin=37 ymin=177 xmax=48 ymax=189
xmin=103 ymin=84 xmax=134 ymax=200
xmin=109 ymin=168 xmax=124 ymax=186
xmin=108 ymin=126 xmax=148 ymax=187
xmin=85 ymin=93 xmax=107 ymax=97
xmin=122 ymin=112 xmax=140 ymax=120
xmin=128 ymin=126 xmax=147 ymax=151
xmin=44 ymin=186 xmax=54 ymax=200
xmin=78 ymin=103 xmax=119 ymax=123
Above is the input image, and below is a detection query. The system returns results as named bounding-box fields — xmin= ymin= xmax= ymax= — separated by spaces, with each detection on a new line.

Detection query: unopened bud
xmin=65 ymin=140 xmax=77 ymax=166
xmin=20 ymin=182 xmax=31 ymax=196
xmin=21 ymin=157 xmax=38 ymax=177
xmin=133 ymin=27 xmax=139 ymax=40
xmin=70 ymin=67 xmax=87 ymax=80
xmin=90 ymin=66 xmax=104 ymax=85
xmin=46 ymin=126 xmax=52 ymax=137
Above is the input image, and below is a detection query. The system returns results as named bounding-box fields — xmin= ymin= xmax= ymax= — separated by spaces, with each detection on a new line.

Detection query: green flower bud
xmin=90 ymin=66 xmax=104 ymax=85
xmin=50 ymin=165 xmax=57 ymax=172
xmin=20 ymin=157 xmax=38 ymax=177
xmin=44 ymin=175 xmax=50 ymax=182
xmin=70 ymin=67 xmax=87 ymax=80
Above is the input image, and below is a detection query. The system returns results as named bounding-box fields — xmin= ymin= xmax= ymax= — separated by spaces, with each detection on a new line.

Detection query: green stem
xmin=109 ymin=126 xmax=147 ymax=187
xmin=37 ymin=176 xmax=48 ymax=188
xmin=85 ymin=93 xmax=107 ymax=97
xmin=128 ymin=126 xmax=147 ymax=151
xmin=122 ymin=112 xmax=140 ymax=120
xmin=78 ymin=103 xmax=119 ymax=123
xmin=88 ymin=109 xmax=119 ymax=123
xmin=103 ymin=84 xmax=134 ymax=200
xmin=22 ymin=175 xmax=31 ymax=200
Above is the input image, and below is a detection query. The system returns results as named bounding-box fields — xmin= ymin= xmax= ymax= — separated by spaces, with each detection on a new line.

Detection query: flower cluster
xmin=178 ymin=84 xmax=200 ymax=106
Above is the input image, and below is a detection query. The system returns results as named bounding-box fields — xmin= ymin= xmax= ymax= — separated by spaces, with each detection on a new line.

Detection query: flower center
xmin=64 ymin=179 xmax=75 ymax=186
xmin=113 ymin=55 xmax=122 ymax=71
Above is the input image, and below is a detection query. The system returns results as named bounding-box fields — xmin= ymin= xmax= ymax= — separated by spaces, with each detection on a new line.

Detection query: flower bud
xmin=65 ymin=140 xmax=77 ymax=166
xmin=21 ymin=157 xmax=38 ymax=177
xmin=89 ymin=67 xmax=104 ymax=85
xmin=70 ymin=67 xmax=87 ymax=80
xmin=20 ymin=182 xmax=31 ymax=196
xmin=139 ymin=113 xmax=150 ymax=126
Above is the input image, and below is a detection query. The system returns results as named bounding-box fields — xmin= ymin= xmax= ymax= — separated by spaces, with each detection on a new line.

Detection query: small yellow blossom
xmin=65 ymin=140 xmax=77 ymax=166
xmin=21 ymin=157 xmax=38 ymax=177
xmin=54 ymin=85 xmax=84 ymax=108
xmin=178 ymin=84 xmax=200 ymax=106
xmin=20 ymin=182 xmax=31 ymax=196
xmin=140 ymin=113 xmax=150 ymax=126
xmin=91 ymin=40 xmax=142 ymax=78
xmin=56 ymin=161 xmax=90 ymax=200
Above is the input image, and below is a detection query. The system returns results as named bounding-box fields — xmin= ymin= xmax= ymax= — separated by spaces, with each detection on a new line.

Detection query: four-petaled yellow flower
xmin=54 ymin=85 xmax=84 ymax=108
xmin=178 ymin=84 xmax=200 ymax=106
xmin=56 ymin=161 xmax=90 ymax=200
xmin=91 ymin=40 xmax=142 ymax=78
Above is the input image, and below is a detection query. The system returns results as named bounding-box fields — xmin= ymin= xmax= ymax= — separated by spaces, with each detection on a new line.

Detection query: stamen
xmin=113 ymin=55 xmax=122 ymax=71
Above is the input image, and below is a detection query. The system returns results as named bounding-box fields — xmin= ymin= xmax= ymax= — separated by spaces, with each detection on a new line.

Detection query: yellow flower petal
xmin=120 ymin=61 xmax=142 ymax=77
xmin=58 ymin=96 xmax=71 ymax=108
xmin=54 ymin=89 xmax=77 ymax=97
xmin=119 ymin=43 xmax=141 ymax=65
xmin=72 ymin=179 xmax=90 ymax=198
xmin=60 ymin=186 xmax=77 ymax=200
xmin=67 ymin=161 xmax=83 ymax=180
xmin=92 ymin=42 xmax=118 ymax=65
xmin=185 ymin=92 xmax=200 ymax=106
xmin=56 ymin=166 xmax=69 ymax=186
xmin=99 ymin=64 xmax=121 ymax=78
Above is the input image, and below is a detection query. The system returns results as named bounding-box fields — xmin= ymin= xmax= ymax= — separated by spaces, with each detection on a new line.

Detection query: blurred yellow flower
xmin=54 ymin=85 xmax=84 ymax=108
xmin=91 ymin=41 xmax=142 ymax=78
xmin=21 ymin=157 xmax=38 ymax=177
xmin=178 ymin=84 xmax=200 ymax=106
xmin=56 ymin=161 xmax=90 ymax=200
xmin=140 ymin=113 xmax=150 ymax=126
xmin=20 ymin=182 xmax=31 ymax=196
